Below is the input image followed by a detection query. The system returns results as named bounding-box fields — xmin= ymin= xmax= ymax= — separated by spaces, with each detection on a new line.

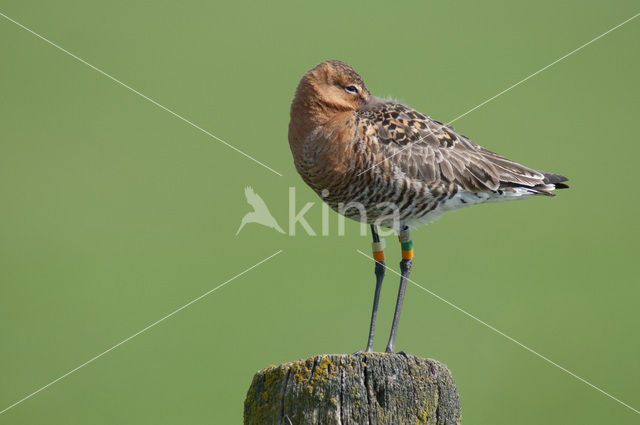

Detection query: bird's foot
xmin=385 ymin=348 xmax=409 ymax=358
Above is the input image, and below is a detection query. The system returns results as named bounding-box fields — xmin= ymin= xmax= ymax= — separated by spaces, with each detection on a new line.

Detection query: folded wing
xmin=357 ymin=100 xmax=568 ymax=195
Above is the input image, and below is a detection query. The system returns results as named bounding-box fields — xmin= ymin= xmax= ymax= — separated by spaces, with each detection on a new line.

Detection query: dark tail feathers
xmin=543 ymin=172 xmax=570 ymax=190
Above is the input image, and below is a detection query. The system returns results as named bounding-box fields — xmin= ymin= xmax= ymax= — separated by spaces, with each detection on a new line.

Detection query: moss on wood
xmin=244 ymin=352 xmax=461 ymax=424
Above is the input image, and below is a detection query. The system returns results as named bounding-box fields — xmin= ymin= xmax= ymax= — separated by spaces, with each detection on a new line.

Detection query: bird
xmin=288 ymin=60 xmax=569 ymax=354
xmin=236 ymin=186 xmax=285 ymax=235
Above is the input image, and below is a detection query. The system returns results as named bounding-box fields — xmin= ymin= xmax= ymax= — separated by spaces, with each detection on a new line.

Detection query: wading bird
xmin=288 ymin=61 xmax=568 ymax=353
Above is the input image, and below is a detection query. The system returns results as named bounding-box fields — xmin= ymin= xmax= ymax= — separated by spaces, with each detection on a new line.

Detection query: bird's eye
xmin=345 ymin=85 xmax=358 ymax=94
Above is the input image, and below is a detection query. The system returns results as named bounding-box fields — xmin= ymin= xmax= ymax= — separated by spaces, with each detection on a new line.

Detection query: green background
xmin=1 ymin=1 xmax=638 ymax=423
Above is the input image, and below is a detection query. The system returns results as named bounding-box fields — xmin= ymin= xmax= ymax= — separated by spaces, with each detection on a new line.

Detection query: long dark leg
xmin=365 ymin=225 xmax=386 ymax=352
xmin=385 ymin=226 xmax=413 ymax=353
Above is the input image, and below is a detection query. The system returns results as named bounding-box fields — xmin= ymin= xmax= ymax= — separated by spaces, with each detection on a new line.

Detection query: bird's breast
xmin=291 ymin=113 xmax=360 ymax=191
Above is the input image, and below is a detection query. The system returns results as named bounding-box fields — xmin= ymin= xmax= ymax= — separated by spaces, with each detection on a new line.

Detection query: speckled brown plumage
xmin=289 ymin=60 xmax=568 ymax=230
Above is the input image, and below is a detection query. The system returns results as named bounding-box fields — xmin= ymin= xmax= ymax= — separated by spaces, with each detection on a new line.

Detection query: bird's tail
xmin=497 ymin=172 xmax=569 ymax=198
xmin=542 ymin=172 xmax=570 ymax=189
xmin=523 ymin=172 xmax=570 ymax=197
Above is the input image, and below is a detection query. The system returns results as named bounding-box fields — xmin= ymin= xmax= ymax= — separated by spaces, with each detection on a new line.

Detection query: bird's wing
xmin=244 ymin=186 xmax=271 ymax=211
xmin=357 ymin=100 xmax=557 ymax=192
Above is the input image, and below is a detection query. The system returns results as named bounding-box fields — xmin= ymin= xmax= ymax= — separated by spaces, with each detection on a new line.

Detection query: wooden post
xmin=244 ymin=352 xmax=461 ymax=424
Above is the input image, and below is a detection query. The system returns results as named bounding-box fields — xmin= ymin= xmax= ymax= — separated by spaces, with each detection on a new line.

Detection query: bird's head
xmin=289 ymin=61 xmax=371 ymax=172
xmin=292 ymin=60 xmax=371 ymax=116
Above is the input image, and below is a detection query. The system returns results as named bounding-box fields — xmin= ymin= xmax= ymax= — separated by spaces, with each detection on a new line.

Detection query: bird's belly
xmin=402 ymin=188 xmax=535 ymax=228
xmin=321 ymin=177 xmax=449 ymax=230
xmin=324 ymin=181 xmax=521 ymax=230
xmin=402 ymin=190 xmax=488 ymax=228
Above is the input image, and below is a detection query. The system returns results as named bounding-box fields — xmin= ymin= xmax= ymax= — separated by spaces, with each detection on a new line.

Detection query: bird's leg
xmin=365 ymin=225 xmax=386 ymax=352
xmin=385 ymin=226 xmax=413 ymax=354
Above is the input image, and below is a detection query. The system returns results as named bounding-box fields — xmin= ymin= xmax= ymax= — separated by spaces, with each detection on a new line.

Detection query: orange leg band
xmin=401 ymin=249 xmax=414 ymax=260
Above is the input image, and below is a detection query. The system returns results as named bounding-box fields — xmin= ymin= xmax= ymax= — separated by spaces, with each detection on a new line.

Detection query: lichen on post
xmin=244 ymin=352 xmax=461 ymax=425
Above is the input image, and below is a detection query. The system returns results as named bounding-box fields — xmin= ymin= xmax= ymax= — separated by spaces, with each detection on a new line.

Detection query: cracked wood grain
xmin=244 ymin=353 xmax=461 ymax=425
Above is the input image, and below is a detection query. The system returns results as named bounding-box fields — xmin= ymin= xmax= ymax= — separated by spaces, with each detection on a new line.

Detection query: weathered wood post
xmin=244 ymin=352 xmax=461 ymax=424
